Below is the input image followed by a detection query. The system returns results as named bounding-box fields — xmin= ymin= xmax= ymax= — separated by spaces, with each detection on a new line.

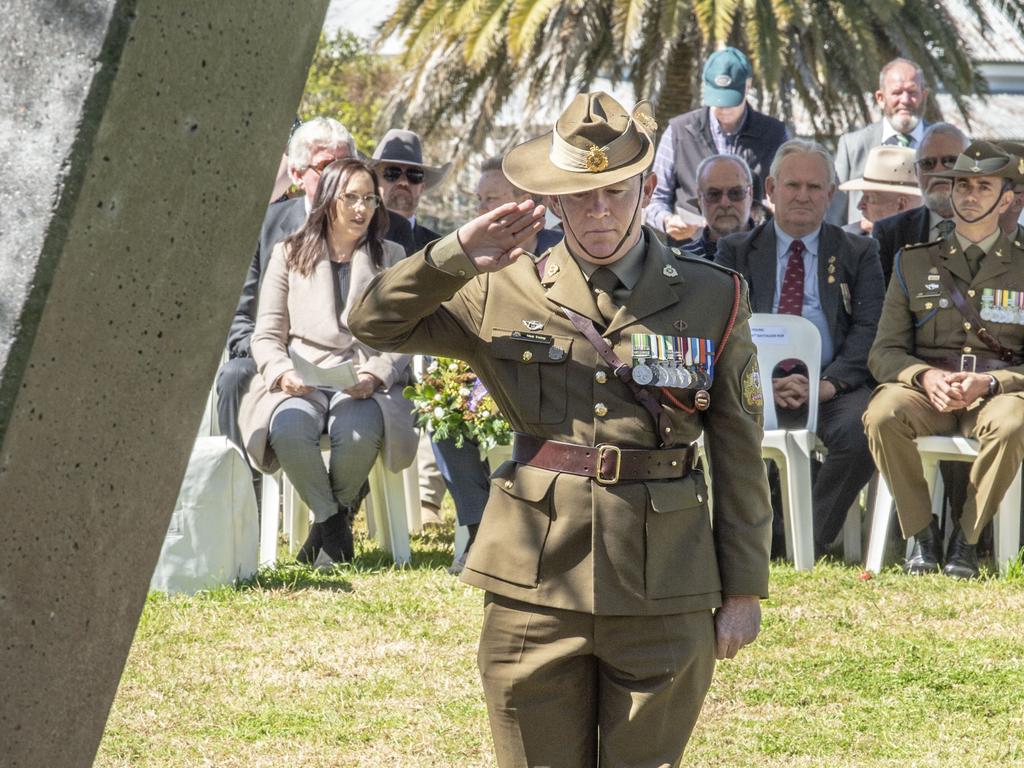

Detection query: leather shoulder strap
xmin=926 ymin=248 xmax=1016 ymax=362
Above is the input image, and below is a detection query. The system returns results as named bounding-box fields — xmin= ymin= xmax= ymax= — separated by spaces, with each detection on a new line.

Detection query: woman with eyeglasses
xmin=239 ymin=158 xmax=418 ymax=566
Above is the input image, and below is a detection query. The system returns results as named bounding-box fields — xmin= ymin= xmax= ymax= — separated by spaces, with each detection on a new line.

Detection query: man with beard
xmin=680 ymin=154 xmax=755 ymax=260
xmin=864 ymin=141 xmax=1024 ymax=579
xmin=872 ymin=124 xmax=970 ymax=285
xmin=830 ymin=59 xmax=930 ymax=225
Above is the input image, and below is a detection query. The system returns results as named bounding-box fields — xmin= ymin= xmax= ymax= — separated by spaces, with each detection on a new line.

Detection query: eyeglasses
xmin=915 ymin=155 xmax=958 ymax=172
xmin=381 ymin=165 xmax=426 ymax=184
xmin=338 ymin=192 xmax=381 ymax=209
xmin=700 ymin=185 xmax=750 ymax=203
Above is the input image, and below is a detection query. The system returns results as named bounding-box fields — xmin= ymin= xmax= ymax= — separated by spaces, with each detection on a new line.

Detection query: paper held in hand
xmin=289 ymin=347 xmax=358 ymax=389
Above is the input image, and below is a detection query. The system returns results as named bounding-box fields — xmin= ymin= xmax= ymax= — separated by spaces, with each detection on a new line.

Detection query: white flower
xmin=433 ymin=393 xmax=443 ymax=401
xmin=433 ymin=406 xmax=445 ymax=419
xmin=479 ymin=410 xmax=490 ymax=419
xmin=448 ymin=362 xmax=459 ymax=371
xmin=458 ymin=387 xmax=471 ymax=397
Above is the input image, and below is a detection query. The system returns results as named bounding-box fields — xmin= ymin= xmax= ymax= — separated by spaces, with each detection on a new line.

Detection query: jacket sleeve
xmin=704 ymin=280 xmax=772 ymax=598
xmin=713 ymin=234 xmax=740 ymax=271
xmin=821 ymin=236 xmax=884 ymax=389
xmin=645 ymin=124 xmax=678 ymax=233
xmin=353 ymin=242 xmax=412 ymax=389
xmin=348 ymin=232 xmax=488 ymax=363
xmin=225 ymin=248 xmax=260 ymax=358
xmin=250 ymin=243 xmax=295 ymax=391
xmin=868 ymin=250 xmax=931 ymax=385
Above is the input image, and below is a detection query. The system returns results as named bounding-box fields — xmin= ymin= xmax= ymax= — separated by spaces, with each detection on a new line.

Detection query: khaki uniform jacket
xmin=350 ymin=228 xmax=772 ymax=616
xmin=869 ymin=230 xmax=1024 ymax=390
xmin=238 ymin=240 xmax=418 ymax=474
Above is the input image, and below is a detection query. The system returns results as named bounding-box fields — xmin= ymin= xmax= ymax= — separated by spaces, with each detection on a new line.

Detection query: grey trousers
xmin=268 ymin=390 xmax=384 ymax=523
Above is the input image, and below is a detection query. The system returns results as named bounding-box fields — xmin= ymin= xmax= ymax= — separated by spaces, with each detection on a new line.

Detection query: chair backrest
xmin=748 ymin=313 xmax=823 ymax=433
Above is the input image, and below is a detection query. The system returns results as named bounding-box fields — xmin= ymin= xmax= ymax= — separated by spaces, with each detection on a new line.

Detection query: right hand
xmin=456 ymin=200 xmax=546 ymax=272
xmin=665 ymin=214 xmax=703 ymax=242
xmin=279 ymin=369 xmax=314 ymax=396
xmin=920 ymin=368 xmax=966 ymax=412
xmin=772 ymin=373 xmax=809 ymax=409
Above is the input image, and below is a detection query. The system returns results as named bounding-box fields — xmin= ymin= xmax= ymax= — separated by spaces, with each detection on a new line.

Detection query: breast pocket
xmin=464 ymin=461 xmax=557 ymax=588
xmin=644 ymin=472 xmax=721 ymax=599
xmin=490 ymin=329 xmax=573 ymax=424
xmin=908 ymin=295 xmax=940 ymax=347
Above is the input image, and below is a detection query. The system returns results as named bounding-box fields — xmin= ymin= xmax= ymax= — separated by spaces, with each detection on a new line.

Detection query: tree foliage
xmin=376 ymin=0 xmax=1024 ymax=150
xmin=299 ymin=30 xmax=399 ymax=156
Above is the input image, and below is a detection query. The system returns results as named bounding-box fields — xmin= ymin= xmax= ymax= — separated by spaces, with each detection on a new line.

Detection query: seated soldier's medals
xmin=981 ymin=289 xmax=994 ymax=322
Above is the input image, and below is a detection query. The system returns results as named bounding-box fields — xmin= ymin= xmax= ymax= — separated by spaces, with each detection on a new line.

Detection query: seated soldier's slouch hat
xmin=935 ymin=140 xmax=1017 ymax=182
xmin=502 ymin=91 xmax=657 ymax=196
xmin=995 ymin=141 xmax=1024 ymax=188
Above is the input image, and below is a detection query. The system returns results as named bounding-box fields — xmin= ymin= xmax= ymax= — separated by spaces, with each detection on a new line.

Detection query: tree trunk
xmin=655 ymin=32 xmax=699 ymax=122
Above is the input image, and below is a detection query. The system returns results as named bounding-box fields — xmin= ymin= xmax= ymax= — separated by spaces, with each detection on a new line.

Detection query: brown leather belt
xmin=511 ymin=433 xmax=693 ymax=485
xmin=921 ymin=355 xmax=1018 ymax=373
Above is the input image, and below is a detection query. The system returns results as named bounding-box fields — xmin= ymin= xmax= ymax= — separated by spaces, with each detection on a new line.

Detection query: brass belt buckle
xmin=960 ymin=354 xmax=977 ymax=373
xmin=595 ymin=444 xmax=622 ymax=485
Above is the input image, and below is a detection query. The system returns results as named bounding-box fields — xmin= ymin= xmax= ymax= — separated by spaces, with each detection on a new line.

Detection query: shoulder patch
xmin=741 ymin=353 xmax=763 ymax=416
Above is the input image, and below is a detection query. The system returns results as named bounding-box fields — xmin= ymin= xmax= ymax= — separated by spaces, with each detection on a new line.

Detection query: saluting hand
xmin=457 ymin=200 xmax=546 ymax=272
xmin=714 ymin=595 xmax=761 ymax=660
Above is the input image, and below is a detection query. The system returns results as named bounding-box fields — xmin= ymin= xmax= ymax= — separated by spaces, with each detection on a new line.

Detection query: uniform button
xmin=594 ymin=370 xmax=608 ymax=384
xmin=968 ymin=289 xmax=977 ymax=298
xmin=964 ymin=321 xmax=972 ymax=331
xmin=594 ymin=402 xmax=608 ymax=417
xmin=457 ymin=269 xmax=467 ymax=277
xmin=925 ymin=302 xmax=933 ymax=310
xmin=504 ymin=480 xmax=513 ymax=490
xmin=522 ymin=350 xmax=533 ymax=362
xmin=963 ymin=346 xmax=972 ymax=353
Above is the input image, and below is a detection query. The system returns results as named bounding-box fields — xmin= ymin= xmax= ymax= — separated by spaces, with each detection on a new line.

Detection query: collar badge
xmin=663 ymin=264 xmax=678 ymax=278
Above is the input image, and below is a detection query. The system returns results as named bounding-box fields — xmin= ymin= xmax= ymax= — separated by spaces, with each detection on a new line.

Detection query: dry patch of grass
xmin=97 ymin=522 xmax=1024 ymax=768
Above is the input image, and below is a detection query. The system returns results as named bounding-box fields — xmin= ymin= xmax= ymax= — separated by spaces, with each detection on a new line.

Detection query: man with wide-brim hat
xmin=865 ymin=140 xmax=1024 ymax=580
xmin=350 ymin=91 xmax=771 ymax=765
xmin=371 ymin=128 xmax=452 ymax=253
xmin=838 ymin=145 xmax=922 ymax=235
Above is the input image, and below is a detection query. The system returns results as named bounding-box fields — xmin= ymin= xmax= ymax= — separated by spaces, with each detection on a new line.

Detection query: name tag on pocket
xmin=510 ymin=331 xmax=553 ymax=345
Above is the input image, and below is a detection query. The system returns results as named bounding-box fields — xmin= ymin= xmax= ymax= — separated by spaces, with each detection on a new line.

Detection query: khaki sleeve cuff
xmin=898 ymin=363 xmax=932 ymax=387
xmin=427 ymin=231 xmax=479 ymax=279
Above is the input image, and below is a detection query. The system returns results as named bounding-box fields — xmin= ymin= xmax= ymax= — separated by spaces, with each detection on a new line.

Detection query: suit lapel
xmin=817 ymin=225 xmax=841 ymax=333
xmin=540 ymin=240 xmax=603 ymax=325
xmin=747 ymin=224 xmax=777 ymax=313
xmin=973 ymin=234 xmax=1013 ymax=286
xmin=606 ymin=237 xmax=684 ymax=336
xmin=915 ymin=207 xmax=931 ymax=243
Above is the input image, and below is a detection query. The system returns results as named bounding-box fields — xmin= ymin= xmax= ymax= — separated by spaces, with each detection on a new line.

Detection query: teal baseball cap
xmin=702 ymin=47 xmax=752 ymax=107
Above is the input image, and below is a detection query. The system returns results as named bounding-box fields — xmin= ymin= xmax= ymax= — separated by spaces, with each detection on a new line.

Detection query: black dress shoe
xmin=295 ymin=522 xmax=323 ymax=565
xmin=904 ymin=517 xmax=942 ymax=574
xmin=943 ymin=525 xmax=979 ymax=579
xmin=319 ymin=507 xmax=355 ymax=564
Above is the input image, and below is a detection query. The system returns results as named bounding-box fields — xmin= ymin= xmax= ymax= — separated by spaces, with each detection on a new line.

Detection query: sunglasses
xmin=915 ymin=155 xmax=958 ymax=172
xmin=337 ymin=192 xmax=381 ymax=209
xmin=700 ymin=185 xmax=750 ymax=203
xmin=381 ymin=165 xmax=426 ymax=184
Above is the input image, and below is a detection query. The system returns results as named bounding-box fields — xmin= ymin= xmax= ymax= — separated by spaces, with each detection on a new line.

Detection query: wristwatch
xmin=987 ymin=375 xmax=999 ymax=397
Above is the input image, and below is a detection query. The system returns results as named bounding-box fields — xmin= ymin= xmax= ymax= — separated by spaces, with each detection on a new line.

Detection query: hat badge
xmin=584 ymin=145 xmax=609 ymax=173
xmin=714 ymin=74 xmax=732 ymax=87
xmin=1018 ymin=157 xmax=1024 ymax=175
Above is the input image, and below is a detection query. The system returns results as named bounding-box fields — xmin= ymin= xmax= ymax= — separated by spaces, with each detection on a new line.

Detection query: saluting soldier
xmin=864 ymin=141 xmax=1024 ymax=579
xmin=349 ymin=92 xmax=772 ymax=767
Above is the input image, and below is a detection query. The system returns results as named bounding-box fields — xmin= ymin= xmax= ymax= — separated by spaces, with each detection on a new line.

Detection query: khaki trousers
xmin=477 ymin=593 xmax=716 ymax=768
xmin=863 ymin=384 xmax=1024 ymax=543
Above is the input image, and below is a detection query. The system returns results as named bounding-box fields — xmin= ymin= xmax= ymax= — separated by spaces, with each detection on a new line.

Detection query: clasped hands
xmin=456 ymin=199 xmax=547 ymax=272
xmin=920 ymin=369 xmax=991 ymax=412
xmin=772 ymin=374 xmax=836 ymax=409
xmin=278 ymin=370 xmax=382 ymax=399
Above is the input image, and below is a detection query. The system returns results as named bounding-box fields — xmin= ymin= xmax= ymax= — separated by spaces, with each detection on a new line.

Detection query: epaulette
xmin=902 ymin=238 xmax=943 ymax=251
xmin=669 ymin=246 xmax=740 ymax=277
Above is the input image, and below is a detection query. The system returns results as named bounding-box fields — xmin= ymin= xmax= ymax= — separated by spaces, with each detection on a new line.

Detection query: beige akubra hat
xmin=502 ymin=91 xmax=657 ymax=196
xmin=838 ymin=145 xmax=919 ymax=195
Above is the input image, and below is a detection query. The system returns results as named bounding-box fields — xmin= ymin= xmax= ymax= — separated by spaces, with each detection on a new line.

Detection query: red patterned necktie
xmin=778 ymin=239 xmax=806 ymax=316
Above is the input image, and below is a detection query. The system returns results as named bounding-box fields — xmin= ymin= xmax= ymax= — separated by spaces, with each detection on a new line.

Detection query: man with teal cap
xmin=648 ymin=46 xmax=790 ymax=245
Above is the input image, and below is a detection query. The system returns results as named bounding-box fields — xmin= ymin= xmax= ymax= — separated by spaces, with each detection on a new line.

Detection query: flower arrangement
xmin=403 ymin=358 xmax=512 ymax=452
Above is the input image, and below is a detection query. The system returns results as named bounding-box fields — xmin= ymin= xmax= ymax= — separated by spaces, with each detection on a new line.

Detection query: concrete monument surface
xmin=0 ymin=2 xmax=328 ymax=764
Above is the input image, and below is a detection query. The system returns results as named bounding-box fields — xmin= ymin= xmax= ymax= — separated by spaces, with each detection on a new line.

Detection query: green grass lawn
xmin=96 ymin=521 xmax=1024 ymax=768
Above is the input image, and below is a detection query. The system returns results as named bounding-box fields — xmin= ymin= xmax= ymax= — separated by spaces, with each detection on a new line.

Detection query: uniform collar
xmin=955 ymin=229 xmax=1002 ymax=254
xmin=574 ymin=235 xmax=646 ymax=289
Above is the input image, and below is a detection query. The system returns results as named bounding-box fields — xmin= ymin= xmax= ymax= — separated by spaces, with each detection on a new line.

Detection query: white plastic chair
xmin=749 ymin=313 xmax=822 ymax=571
xmin=865 ymin=436 xmax=1023 ymax=575
xmin=257 ymin=435 xmax=413 ymax=567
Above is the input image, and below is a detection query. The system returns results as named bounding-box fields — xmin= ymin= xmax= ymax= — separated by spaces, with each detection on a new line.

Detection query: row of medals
xmin=979 ymin=289 xmax=1024 ymax=323
xmin=630 ymin=333 xmax=713 ymax=389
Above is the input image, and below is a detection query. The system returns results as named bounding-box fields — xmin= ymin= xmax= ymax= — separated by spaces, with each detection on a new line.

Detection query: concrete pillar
xmin=0 ymin=2 xmax=328 ymax=764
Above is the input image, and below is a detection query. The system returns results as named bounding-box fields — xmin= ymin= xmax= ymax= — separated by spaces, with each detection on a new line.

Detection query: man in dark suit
xmin=717 ymin=139 xmax=886 ymax=557
xmin=215 ymin=117 xmax=416 ymax=455
xmin=372 ymin=128 xmax=451 ymax=253
xmin=647 ymin=47 xmax=789 ymax=245
xmin=830 ymin=58 xmax=931 ymax=225
xmin=872 ymin=123 xmax=970 ymax=285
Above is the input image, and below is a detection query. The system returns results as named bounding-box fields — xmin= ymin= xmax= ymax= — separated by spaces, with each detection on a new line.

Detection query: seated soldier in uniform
xmin=864 ymin=141 xmax=1024 ymax=579
xmin=349 ymin=92 xmax=772 ymax=767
